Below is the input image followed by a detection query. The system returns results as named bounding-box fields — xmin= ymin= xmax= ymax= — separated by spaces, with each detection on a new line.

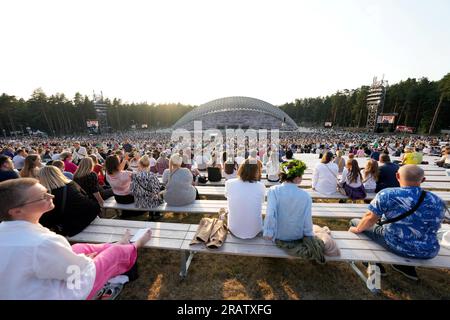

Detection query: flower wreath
xmin=279 ymin=159 xmax=307 ymax=179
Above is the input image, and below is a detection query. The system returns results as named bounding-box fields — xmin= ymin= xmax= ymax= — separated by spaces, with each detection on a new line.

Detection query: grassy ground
xmin=111 ymin=210 xmax=450 ymax=300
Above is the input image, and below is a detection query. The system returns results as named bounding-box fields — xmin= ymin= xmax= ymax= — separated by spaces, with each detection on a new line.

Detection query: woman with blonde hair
xmin=161 ymin=154 xmax=197 ymax=206
xmin=362 ymin=159 xmax=378 ymax=193
xmin=130 ymin=155 xmax=163 ymax=210
xmin=74 ymin=158 xmax=113 ymax=207
xmin=20 ymin=154 xmax=42 ymax=178
xmin=38 ymin=165 xmax=100 ymax=236
xmin=333 ymin=150 xmax=345 ymax=174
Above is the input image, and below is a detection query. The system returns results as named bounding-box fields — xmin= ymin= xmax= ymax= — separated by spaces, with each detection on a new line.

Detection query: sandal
xmin=100 ymin=283 xmax=124 ymax=300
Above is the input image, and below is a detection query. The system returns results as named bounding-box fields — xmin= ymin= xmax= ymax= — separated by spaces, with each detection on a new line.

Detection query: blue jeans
xmin=350 ymin=218 xmax=389 ymax=249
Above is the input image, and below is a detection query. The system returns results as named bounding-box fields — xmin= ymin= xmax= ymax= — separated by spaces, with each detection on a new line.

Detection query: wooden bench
xmin=69 ymin=217 xmax=450 ymax=293
xmin=191 ymin=179 xmax=450 ymax=191
xmin=194 ymin=186 xmax=450 ymax=203
xmin=102 ymin=198 xmax=369 ymax=219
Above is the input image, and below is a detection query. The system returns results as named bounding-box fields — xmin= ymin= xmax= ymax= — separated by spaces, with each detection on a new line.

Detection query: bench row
xmin=68 ymin=218 xmax=450 ymax=293
xmin=194 ymin=186 xmax=450 ymax=203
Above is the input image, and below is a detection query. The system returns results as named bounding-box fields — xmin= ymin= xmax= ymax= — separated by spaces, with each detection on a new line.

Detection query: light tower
xmin=93 ymin=91 xmax=109 ymax=133
xmin=366 ymin=76 xmax=387 ymax=132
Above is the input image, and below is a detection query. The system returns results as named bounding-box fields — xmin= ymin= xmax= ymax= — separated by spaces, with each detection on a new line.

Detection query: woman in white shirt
xmin=225 ymin=159 xmax=266 ymax=239
xmin=340 ymin=159 xmax=363 ymax=188
xmin=312 ymin=152 xmax=339 ymax=195
xmin=361 ymin=159 xmax=378 ymax=193
xmin=0 ymin=178 xmax=151 ymax=300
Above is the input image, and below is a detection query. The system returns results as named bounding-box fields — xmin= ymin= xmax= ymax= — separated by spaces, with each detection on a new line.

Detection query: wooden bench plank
xmin=103 ymin=199 xmax=369 ymax=218
xmin=195 ymin=186 xmax=450 ymax=202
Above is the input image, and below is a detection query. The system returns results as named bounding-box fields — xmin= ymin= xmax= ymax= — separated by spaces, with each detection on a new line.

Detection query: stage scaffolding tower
xmin=366 ymin=76 xmax=388 ymax=132
xmin=93 ymin=91 xmax=109 ymax=133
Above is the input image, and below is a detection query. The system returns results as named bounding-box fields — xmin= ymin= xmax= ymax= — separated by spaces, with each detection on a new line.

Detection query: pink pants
xmin=72 ymin=243 xmax=138 ymax=300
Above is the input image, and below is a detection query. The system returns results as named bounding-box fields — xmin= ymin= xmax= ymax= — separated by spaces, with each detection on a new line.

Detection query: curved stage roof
xmin=172 ymin=96 xmax=298 ymax=130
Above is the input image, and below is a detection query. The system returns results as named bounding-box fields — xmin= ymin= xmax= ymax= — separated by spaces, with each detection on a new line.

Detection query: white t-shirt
xmin=340 ymin=167 xmax=363 ymax=188
xmin=225 ymin=179 xmax=266 ymax=239
xmin=0 ymin=220 xmax=96 ymax=300
xmin=362 ymin=173 xmax=377 ymax=191
xmin=312 ymin=162 xmax=339 ymax=195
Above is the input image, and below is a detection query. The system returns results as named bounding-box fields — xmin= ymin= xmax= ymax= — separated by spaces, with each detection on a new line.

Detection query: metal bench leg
xmin=349 ymin=261 xmax=381 ymax=293
xmin=179 ymin=251 xmax=195 ymax=279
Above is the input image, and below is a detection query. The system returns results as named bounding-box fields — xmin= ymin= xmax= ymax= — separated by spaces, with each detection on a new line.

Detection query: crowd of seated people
xmin=0 ymin=129 xmax=448 ymax=299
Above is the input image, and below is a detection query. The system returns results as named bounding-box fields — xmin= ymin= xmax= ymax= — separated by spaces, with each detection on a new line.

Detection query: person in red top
xmin=89 ymin=155 xmax=105 ymax=186
xmin=60 ymin=151 xmax=78 ymax=174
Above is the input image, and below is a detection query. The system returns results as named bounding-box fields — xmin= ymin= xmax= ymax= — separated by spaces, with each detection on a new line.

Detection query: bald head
xmin=397 ymin=165 xmax=425 ymax=186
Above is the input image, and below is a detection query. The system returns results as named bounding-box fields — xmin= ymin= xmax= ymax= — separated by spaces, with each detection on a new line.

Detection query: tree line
xmin=0 ymin=89 xmax=195 ymax=136
xmin=279 ymin=73 xmax=450 ymax=134
xmin=1 ymin=73 xmax=449 ymax=136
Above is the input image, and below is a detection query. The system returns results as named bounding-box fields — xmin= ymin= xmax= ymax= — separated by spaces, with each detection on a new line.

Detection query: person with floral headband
xmin=263 ymin=159 xmax=314 ymax=241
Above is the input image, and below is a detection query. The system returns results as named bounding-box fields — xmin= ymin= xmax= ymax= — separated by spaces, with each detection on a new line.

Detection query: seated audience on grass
xmin=0 ymin=178 xmax=152 ymax=300
xmin=19 ymin=154 xmax=42 ymax=179
xmin=375 ymin=154 xmax=400 ymax=192
xmin=312 ymin=152 xmax=339 ymax=195
xmin=90 ymin=154 xmax=106 ymax=186
xmin=60 ymin=151 xmax=78 ymax=174
xmin=52 ymin=160 xmax=74 ymax=180
xmin=225 ymin=158 xmax=265 ymax=239
xmin=362 ymin=159 xmax=378 ymax=193
xmin=349 ymin=165 xmax=446 ymax=280
xmin=161 ymin=154 xmax=198 ymax=206
xmin=74 ymin=158 xmax=113 ymax=207
xmin=38 ymin=166 xmax=100 ymax=236
xmin=154 ymin=151 xmax=168 ymax=174
xmin=333 ymin=150 xmax=345 ymax=174
xmin=130 ymin=155 xmax=163 ymax=209
xmin=266 ymin=151 xmax=280 ymax=182
xmin=0 ymin=155 xmax=19 ymax=182
xmin=263 ymin=159 xmax=313 ymax=241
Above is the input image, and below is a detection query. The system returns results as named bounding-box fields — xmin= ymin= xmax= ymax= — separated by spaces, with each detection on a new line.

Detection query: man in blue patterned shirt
xmin=349 ymin=165 xmax=446 ymax=280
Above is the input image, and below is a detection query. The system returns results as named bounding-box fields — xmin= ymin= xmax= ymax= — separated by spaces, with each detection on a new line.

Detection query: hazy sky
xmin=1 ymin=0 xmax=449 ymax=106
